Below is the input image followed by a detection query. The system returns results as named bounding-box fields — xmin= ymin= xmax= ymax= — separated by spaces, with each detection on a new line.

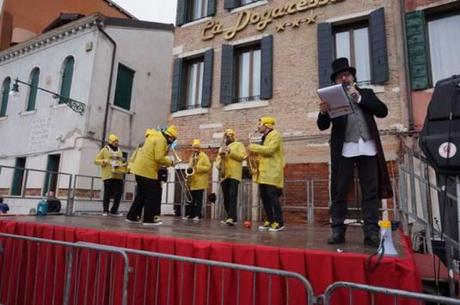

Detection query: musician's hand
xmin=101 ymin=160 xmax=109 ymax=167
xmin=319 ymin=101 xmax=330 ymax=114
xmin=220 ymin=147 xmax=230 ymax=155
xmin=346 ymin=84 xmax=360 ymax=102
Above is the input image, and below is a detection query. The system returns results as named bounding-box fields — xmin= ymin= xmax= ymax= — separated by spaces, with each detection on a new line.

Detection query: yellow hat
xmin=144 ymin=128 xmax=155 ymax=137
xmin=108 ymin=134 xmax=118 ymax=144
xmin=225 ymin=128 xmax=236 ymax=136
xmin=164 ymin=125 xmax=177 ymax=138
xmin=260 ymin=116 xmax=276 ymax=128
xmin=192 ymin=139 xmax=201 ymax=148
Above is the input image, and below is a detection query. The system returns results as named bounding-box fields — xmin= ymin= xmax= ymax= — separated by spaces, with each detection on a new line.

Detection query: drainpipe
xmin=97 ymin=22 xmax=117 ymax=147
xmin=400 ymin=0 xmax=415 ymax=131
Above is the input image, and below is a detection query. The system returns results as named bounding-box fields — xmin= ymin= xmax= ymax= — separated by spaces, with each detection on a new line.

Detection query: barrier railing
xmin=321 ymin=281 xmax=460 ymax=305
xmin=0 ymin=233 xmax=130 ymax=305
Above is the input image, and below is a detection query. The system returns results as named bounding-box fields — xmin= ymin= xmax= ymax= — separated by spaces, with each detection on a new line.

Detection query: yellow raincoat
xmin=189 ymin=151 xmax=211 ymax=190
xmin=215 ymin=141 xmax=247 ymax=182
xmin=248 ymin=129 xmax=285 ymax=188
xmin=130 ymin=131 xmax=172 ymax=180
xmin=94 ymin=146 xmax=124 ymax=180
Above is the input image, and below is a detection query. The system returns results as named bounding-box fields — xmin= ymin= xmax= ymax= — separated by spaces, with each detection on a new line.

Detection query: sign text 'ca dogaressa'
xmin=202 ymin=0 xmax=345 ymax=41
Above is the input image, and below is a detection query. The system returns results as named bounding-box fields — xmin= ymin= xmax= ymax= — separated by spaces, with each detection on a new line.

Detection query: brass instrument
xmin=247 ymin=130 xmax=260 ymax=178
xmin=170 ymin=147 xmax=193 ymax=203
xmin=217 ymin=133 xmax=227 ymax=179
xmin=185 ymin=151 xmax=198 ymax=178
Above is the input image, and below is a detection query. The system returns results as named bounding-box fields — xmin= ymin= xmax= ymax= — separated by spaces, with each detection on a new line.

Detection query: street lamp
xmin=10 ymin=78 xmax=86 ymax=115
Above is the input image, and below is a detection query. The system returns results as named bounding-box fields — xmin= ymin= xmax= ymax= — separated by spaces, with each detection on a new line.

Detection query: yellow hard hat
xmin=164 ymin=125 xmax=177 ymax=138
xmin=108 ymin=134 xmax=118 ymax=144
xmin=192 ymin=139 xmax=201 ymax=148
xmin=259 ymin=116 xmax=276 ymax=128
xmin=225 ymin=128 xmax=236 ymax=136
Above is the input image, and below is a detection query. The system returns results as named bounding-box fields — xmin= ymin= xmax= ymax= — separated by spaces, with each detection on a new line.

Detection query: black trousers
xmin=259 ymin=184 xmax=283 ymax=225
xmin=187 ymin=190 xmax=204 ymax=218
xmin=103 ymin=179 xmax=123 ymax=213
xmin=221 ymin=178 xmax=239 ymax=221
xmin=331 ymin=155 xmax=380 ymax=234
xmin=127 ymin=175 xmax=161 ymax=223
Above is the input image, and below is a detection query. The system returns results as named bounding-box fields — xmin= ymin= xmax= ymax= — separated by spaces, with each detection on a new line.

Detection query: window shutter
xmin=369 ymin=8 xmax=389 ymax=84
xmin=207 ymin=0 xmax=216 ymax=16
xmin=220 ymin=45 xmax=235 ymax=105
xmin=171 ymin=58 xmax=184 ymax=112
xmin=0 ymin=77 xmax=10 ymax=117
xmin=406 ymin=11 xmax=429 ymax=90
xmin=260 ymin=35 xmax=273 ymax=100
xmin=27 ymin=68 xmax=40 ymax=111
xmin=202 ymin=49 xmax=214 ymax=108
xmin=176 ymin=0 xmax=187 ymax=26
xmin=59 ymin=57 xmax=74 ymax=104
xmin=224 ymin=0 xmax=240 ymax=10
xmin=114 ymin=64 xmax=135 ymax=111
xmin=317 ymin=23 xmax=334 ymax=88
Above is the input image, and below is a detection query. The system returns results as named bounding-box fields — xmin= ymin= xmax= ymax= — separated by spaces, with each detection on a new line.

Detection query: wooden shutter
xmin=207 ymin=0 xmax=216 ymax=16
xmin=27 ymin=68 xmax=40 ymax=111
xmin=59 ymin=56 xmax=74 ymax=104
xmin=114 ymin=64 xmax=135 ymax=111
xmin=224 ymin=0 xmax=240 ymax=10
xmin=260 ymin=35 xmax=273 ymax=100
xmin=406 ymin=11 xmax=429 ymax=90
xmin=369 ymin=8 xmax=389 ymax=84
xmin=0 ymin=77 xmax=10 ymax=117
xmin=220 ymin=45 xmax=235 ymax=105
xmin=176 ymin=0 xmax=187 ymax=26
xmin=201 ymin=49 xmax=214 ymax=108
xmin=317 ymin=23 xmax=334 ymax=88
xmin=171 ymin=58 xmax=184 ymax=112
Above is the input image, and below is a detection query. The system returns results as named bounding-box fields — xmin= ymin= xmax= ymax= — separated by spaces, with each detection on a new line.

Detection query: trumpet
xmin=247 ymin=130 xmax=260 ymax=178
xmin=170 ymin=147 xmax=193 ymax=203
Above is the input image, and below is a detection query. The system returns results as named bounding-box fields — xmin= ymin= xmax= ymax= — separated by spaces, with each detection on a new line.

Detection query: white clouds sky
xmin=113 ymin=0 xmax=177 ymax=24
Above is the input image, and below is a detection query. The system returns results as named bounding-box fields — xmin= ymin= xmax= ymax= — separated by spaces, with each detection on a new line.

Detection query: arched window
xmin=59 ymin=56 xmax=74 ymax=104
xmin=0 ymin=77 xmax=11 ymax=117
xmin=26 ymin=67 xmax=40 ymax=111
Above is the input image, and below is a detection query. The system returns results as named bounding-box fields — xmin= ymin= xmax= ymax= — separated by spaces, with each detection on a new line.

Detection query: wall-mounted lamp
xmin=9 ymin=78 xmax=86 ymax=115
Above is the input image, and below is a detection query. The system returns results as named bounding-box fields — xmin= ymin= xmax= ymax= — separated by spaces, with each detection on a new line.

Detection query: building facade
xmin=170 ymin=0 xmax=414 ymax=223
xmin=0 ymin=14 xmax=174 ymax=213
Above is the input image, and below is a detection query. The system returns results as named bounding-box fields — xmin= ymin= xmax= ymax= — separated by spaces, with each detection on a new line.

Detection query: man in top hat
xmin=183 ymin=139 xmax=211 ymax=221
xmin=317 ymin=57 xmax=392 ymax=247
xmin=94 ymin=134 xmax=125 ymax=216
xmin=126 ymin=125 xmax=177 ymax=225
xmin=216 ymin=129 xmax=247 ymax=226
xmin=248 ymin=116 xmax=286 ymax=232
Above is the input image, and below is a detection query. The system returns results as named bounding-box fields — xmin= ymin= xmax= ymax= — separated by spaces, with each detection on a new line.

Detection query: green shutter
xmin=406 ymin=11 xmax=430 ymax=90
xmin=260 ymin=35 xmax=273 ymax=100
xmin=1 ymin=77 xmax=10 ymax=117
xmin=369 ymin=8 xmax=389 ymax=84
xmin=317 ymin=23 xmax=334 ymax=88
xmin=202 ymin=50 xmax=214 ymax=108
xmin=224 ymin=0 xmax=239 ymax=10
xmin=220 ymin=44 xmax=235 ymax=105
xmin=207 ymin=0 xmax=216 ymax=16
xmin=59 ymin=57 xmax=74 ymax=104
xmin=171 ymin=58 xmax=184 ymax=112
xmin=11 ymin=157 xmax=26 ymax=196
xmin=176 ymin=0 xmax=187 ymax=26
xmin=114 ymin=64 xmax=135 ymax=110
xmin=27 ymin=68 xmax=40 ymax=111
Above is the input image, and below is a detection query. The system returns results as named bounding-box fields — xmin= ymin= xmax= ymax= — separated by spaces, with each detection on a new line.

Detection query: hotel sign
xmin=202 ymin=0 xmax=344 ymax=41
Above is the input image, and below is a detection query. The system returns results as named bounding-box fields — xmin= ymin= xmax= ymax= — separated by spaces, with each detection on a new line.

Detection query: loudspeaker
xmin=420 ymin=75 xmax=460 ymax=174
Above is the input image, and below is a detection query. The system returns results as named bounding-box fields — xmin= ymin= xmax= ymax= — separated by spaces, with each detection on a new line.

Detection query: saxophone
xmin=185 ymin=151 xmax=198 ymax=178
xmin=217 ymin=134 xmax=227 ymax=179
xmin=247 ymin=130 xmax=260 ymax=178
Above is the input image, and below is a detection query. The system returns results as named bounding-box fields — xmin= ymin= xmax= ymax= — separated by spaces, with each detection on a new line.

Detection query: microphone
xmin=343 ymin=82 xmax=359 ymax=102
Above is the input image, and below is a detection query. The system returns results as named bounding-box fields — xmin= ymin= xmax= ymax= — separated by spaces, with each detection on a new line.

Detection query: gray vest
xmin=344 ymin=100 xmax=371 ymax=143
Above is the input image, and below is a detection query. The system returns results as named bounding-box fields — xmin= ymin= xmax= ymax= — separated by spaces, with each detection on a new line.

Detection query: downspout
xmin=399 ymin=0 xmax=415 ymax=131
xmin=97 ymin=22 xmax=117 ymax=147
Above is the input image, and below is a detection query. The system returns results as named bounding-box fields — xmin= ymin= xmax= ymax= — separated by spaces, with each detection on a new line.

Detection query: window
xmin=335 ymin=25 xmax=371 ymax=86
xmin=26 ymin=67 xmax=40 ymax=111
xmin=236 ymin=46 xmax=261 ymax=102
xmin=114 ymin=64 xmax=135 ymax=111
xmin=224 ymin=0 xmax=262 ymax=10
xmin=171 ymin=49 xmax=213 ymax=113
xmin=11 ymin=157 xmax=26 ymax=196
xmin=184 ymin=58 xmax=204 ymax=110
xmin=59 ymin=56 xmax=75 ymax=104
xmin=427 ymin=13 xmax=460 ymax=84
xmin=188 ymin=0 xmax=208 ymax=21
xmin=240 ymin=0 xmax=260 ymax=6
xmin=1 ymin=77 xmax=10 ymax=117
xmin=176 ymin=0 xmax=215 ymax=26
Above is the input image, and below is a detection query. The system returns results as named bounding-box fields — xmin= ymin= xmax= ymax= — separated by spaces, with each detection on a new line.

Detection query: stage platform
xmin=0 ymin=215 xmax=422 ymax=305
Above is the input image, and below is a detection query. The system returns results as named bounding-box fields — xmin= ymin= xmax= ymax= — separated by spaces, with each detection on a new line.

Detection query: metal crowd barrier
xmin=321 ymin=281 xmax=460 ymax=305
xmin=0 ymin=233 xmax=130 ymax=305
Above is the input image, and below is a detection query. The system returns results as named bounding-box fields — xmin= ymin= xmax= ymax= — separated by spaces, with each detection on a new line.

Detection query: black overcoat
xmin=317 ymin=88 xmax=393 ymax=199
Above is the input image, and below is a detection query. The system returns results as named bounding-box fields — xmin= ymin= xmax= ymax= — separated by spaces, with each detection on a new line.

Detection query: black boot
xmin=327 ymin=226 xmax=346 ymax=244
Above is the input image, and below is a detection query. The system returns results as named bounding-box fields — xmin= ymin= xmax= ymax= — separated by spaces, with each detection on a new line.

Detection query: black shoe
xmin=364 ymin=232 xmax=380 ymax=248
xmin=327 ymin=231 xmax=345 ymax=244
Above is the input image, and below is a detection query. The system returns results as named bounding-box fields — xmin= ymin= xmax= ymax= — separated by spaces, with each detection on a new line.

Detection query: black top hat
xmin=330 ymin=57 xmax=356 ymax=82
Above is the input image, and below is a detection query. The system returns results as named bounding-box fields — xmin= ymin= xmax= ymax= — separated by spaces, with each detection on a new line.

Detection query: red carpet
xmin=0 ymin=219 xmax=421 ymax=305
